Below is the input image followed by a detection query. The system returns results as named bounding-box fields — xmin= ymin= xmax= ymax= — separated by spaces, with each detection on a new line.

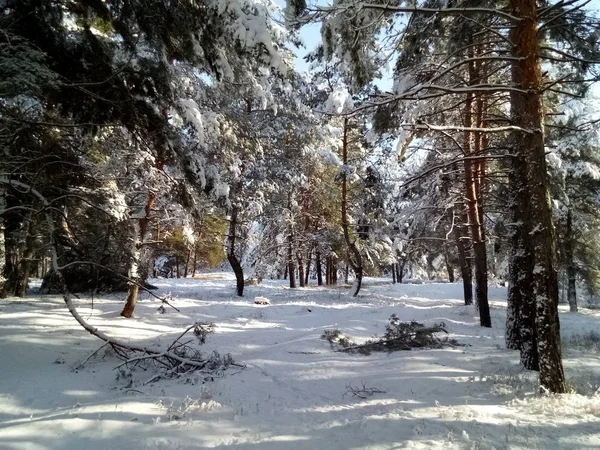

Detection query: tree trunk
xmin=392 ymin=263 xmax=397 ymax=284
xmin=341 ymin=118 xmax=363 ymax=296
xmin=397 ymin=259 xmax=405 ymax=284
xmin=17 ymin=215 xmax=36 ymax=297
xmin=463 ymin=59 xmax=491 ymax=328
xmin=288 ymin=225 xmax=296 ymax=289
xmin=445 ymin=252 xmax=455 ymax=283
xmin=304 ymin=249 xmax=311 ymax=285
xmin=316 ymin=250 xmax=323 ymax=286
xmin=508 ymin=0 xmax=566 ymax=393
xmin=0 ymin=180 xmax=6 ymax=298
xmin=226 ymin=206 xmax=244 ymax=296
xmin=175 ymin=255 xmax=180 ymax=278
xmin=191 ymin=245 xmax=198 ymax=278
xmin=183 ymin=248 xmax=192 ymax=278
xmin=297 ymin=253 xmax=305 ymax=287
xmin=454 ymin=205 xmax=473 ymax=305
xmin=565 ymin=209 xmax=577 ymax=312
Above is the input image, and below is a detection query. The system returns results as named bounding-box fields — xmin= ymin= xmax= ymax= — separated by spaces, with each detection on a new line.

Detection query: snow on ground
xmin=1 ymin=274 xmax=600 ymax=450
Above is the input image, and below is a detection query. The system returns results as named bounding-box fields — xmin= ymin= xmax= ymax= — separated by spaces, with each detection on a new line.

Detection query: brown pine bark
xmin=454 ymin=204 xmax=473 ymax=305
xmin=288 ymin=224 xmax=296 ymax=289
xmin=508 ymin=0 xmax=566 ymax=393
xmin=463 ymin=60 xmax=491 ymax=327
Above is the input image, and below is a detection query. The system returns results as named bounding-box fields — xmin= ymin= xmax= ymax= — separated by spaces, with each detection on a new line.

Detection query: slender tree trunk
xmin=184 ymin=248 xmax=192 ymax=278
xmin=288 ymin=224 xmax=296 ymax=289
xmin=226 ymin=206 xmax=244 ymax=296
xmin=454 ymin=205 xmax=473 ymax=305
xmin=565 ymin=209 xmax=577 ymax=312
xmin=17 ymin=215 xmax=36 ymax=297
xmin=121 ymin=192 xmax=155 ymax=318
xmin=191 ymin=245 xmax=198 ymax=278
xmin=397 ymin=260 xmax=405 ymax=284
xmin=175 ymin=255 xmax=180 ymax=278
xmin=297 ymin=253 xmax=305 ymax=287
xmin=341 ymin=118 xmax=363 ymax=296
xmin=463 ymin=59 xmax=491 ymax=328
xmin=509 ymin=0 xmax=566 ymax=393
xmin=344 ymin=264 xmax=349 ymax=284
xmin=316 ymin=250 xmax=323 ymax=286
xmin=304 ymin=250 xmax=311 ymax=285
xmin=392 ymin=263 xmax=397 ymax=284
xmin=445 ymin=252 xmax=455 ymax=283
xmin=0 ymin=180 xmax=7 ymax=298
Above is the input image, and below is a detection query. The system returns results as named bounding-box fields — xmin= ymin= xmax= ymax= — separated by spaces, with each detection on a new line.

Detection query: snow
xmin=1 ymin=276 xmax=600 ymax=449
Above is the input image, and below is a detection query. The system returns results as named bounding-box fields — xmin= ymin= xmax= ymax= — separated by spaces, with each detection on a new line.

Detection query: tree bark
xmin=454 ymin=205 xmax=473 ymax=305
xmin=17 ymin=214 xmax=36 ymax=297
xmin=508 ymin=0 xmax=566 ymax=393
xmin=304 ymin=249 xmax=311 ymax=285
xmin=392 ymin=263 xmax=397 ymax=284
xmin=316 ymin=250 xmax=323 ymax=286
xmin=463 ymin=58 xmax=491 ymax=328
xmin=565 ymin=209 xmax=577 ymax=312
xmin=288 ymin=224 xmax=296 ymax=288
xmin=297 ymin=253 xmax=305 ymax=287
xmin=0 ymin=180 xmax=7 ymax=298
xmin=226 ymin=206 xmax=244 ymax=296
xmin=341 ymin=118 xmax=363 ymax=296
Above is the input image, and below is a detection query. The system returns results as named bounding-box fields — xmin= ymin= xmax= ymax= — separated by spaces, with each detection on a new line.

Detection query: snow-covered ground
xmin=1 ymin=274 xmax=600 ymax=449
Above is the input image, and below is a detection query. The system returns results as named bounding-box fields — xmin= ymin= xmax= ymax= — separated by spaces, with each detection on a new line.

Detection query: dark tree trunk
xmin=508 ymin=0 xmax=565 ymax=393
xmin=392 ymin=264 xmax=397 ymax=284
xmin=297 ymin=254 xmax=305 ymax=287
xmin=183 ymin=248 xmax=192 ymax=278
xmin=397 ymin=260 xmax=405 ymax=284
xmin=445 ymin=252 xmax=455 ymax=283
xmin=226 ymin=206 xmax=244 ymax=297
xmin=175 ymin=255 xmax=180 ymax=278
xmin=17 ymin=215 xmax=36 ymax=297
xmin=304 ymin=249 xmax=311 ymax=285
xmin=454 ymin=206 xmax=473 ymax=305
xmin=344 ymin=264 xmax=349 ymax=284
xmin=191 ymin=245 xmax=197 ymax=278
xmin=565 ymin=209 xmax=577 ymax=312
xmin=288 ymin=225 xmax=296 ymax=289
xmin=316 ymin=250 xmax=323 ymax=286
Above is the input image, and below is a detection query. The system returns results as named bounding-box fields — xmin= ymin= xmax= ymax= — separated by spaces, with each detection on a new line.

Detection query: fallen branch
xmin=4 ymin=179 xmax=243 ymax=382
xmin=343 ymin=382 xmax=387 ymax=399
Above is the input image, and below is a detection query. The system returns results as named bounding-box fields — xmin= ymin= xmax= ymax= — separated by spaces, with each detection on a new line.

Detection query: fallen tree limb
xmin=3 ymin=179 xmax=242 ymax=381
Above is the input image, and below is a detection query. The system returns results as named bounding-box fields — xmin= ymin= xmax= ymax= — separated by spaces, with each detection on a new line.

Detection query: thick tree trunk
xmin=341 ymin=118 xmax=363 ymax=297
xmin=316 ymin=250 xmax=323 ymax=286
xmin=508 ymin=0 xmax=566 ymax=393
xmin=565 ymin=209 xmax=577 ymax=312
xmin=226 ymin=207 xmax=244 ymax=296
